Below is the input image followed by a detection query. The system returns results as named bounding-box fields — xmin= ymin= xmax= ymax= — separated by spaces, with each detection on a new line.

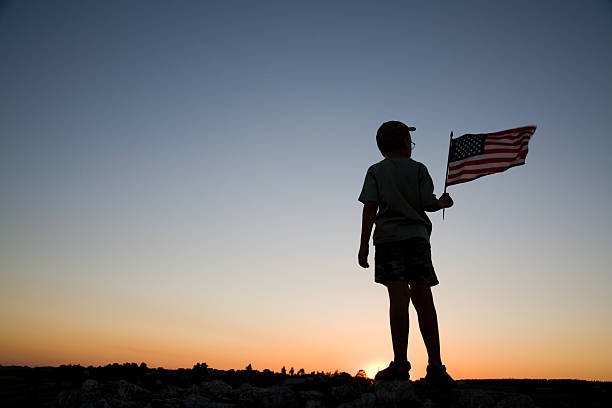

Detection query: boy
xmin=358 ymin=121 xmax=455 ymax=387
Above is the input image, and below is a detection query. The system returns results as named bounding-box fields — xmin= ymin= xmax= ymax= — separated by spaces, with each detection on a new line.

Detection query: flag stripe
xmin=448 ymin=157 xmax=526 ymax=177
xmin=447 ymin=160 xmax=526 ymax=180
xmin=486 ymin=137 xmax=531 ymax=147
xmin=488 ymin=132 xmax=531 ymax=140
xmin=488 ymin=126 xmax=536 ymax=138
xmin=485 ymin=145 xmax=529 ymax=154
xmin=446 ymin=161 xmax=526 ymax=186
xmin=448 ymin=148 xmax=528 ymax=169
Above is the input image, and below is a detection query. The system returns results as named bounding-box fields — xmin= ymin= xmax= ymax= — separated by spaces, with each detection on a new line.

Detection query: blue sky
xmin=1 ymin=0 xmax=611 ymax=380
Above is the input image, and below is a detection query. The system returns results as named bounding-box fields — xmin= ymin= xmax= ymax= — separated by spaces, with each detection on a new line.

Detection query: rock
xmin=148 ymin=398 xmax=183 ymax=408
xmin=420 ymin=399 xmax=435 ymax=408
xmin=187 ymin=384 xmax=200 ymax=394
xmin=156 ymin=385 xmax=184 ymax=399
xmin=454 ymin=389 xmax=496 ymax=408
xmin=494 ymin=394 xmax=537 ymax=408
xmin=183 ymin=394 xmax=211 ymax=408
xmin=79 ymin=379 xmax=106 ymax=407
xmin=206 ymin=402 xmax=237 ymax=408
xmin=107 ymin=398 xmax=140 ymax=408
xmin=79 ymin=400 xmax=111 ymax=408
xmin=56 ymin=390 xmax=80 ymax=408
xmin=300 ymin=390 xmax=327 ymax=408
xmin=299 ymin=390 xmax=326 ymax=399
xmin=44 ymin=365 xmax=565 ymax=408
xmin=200 ymin=379 xmax=233 ymax=398
xmin=338 ymin=392 xmax=376 ymax=408
xmin=253 ymin=385 xmax=298 ymax=408
xmin=359 ymin=392 xmax=377 ymax=408
xmin=112 ymin=379 xmax=150 ymax=401
xmin=304 ymin=400 xmax=326 ymax=408
xmin=374 ymin=380 xmax=420 ymax=406
xmin=81 ymin=379 xmax=100 ymax=394
xmin=330 ymin=383 xmax=358 ymax=402
xmin=284 ymin=377 xmax=307 ymax=385
xmin=230 ymin=383 xmax=256 ymax=401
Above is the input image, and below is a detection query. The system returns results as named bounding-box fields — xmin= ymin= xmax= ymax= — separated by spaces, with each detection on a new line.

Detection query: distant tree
xmin=297 ymin=368 xmax=305 ymax=376
xmin=289 ymin=367 xmax=294 ymax=376
xmin=246 ymin=363 xmax=252 ymax=371
xmin=355 ymin=369 xmax=367 ymax=378
xmin=194 ymin=362 xmax=208 ymax=370
xmin=281 ymin=366 xmax=286 ymax=375
xmin=139 ymin=362 xmax=148 ymax=370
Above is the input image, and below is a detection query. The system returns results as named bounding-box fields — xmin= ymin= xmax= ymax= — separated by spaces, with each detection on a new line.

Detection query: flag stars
xmin=450 ymin=134 xmax=486 ymax=161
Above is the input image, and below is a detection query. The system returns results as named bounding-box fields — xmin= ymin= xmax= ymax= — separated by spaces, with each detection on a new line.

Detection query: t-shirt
xmin=358 ymin=157 xmax=438 ymax=245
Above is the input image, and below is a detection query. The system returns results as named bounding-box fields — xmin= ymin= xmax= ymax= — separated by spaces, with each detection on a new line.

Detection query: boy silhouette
xmin=358 ymin=121 xmax=455 ymax=386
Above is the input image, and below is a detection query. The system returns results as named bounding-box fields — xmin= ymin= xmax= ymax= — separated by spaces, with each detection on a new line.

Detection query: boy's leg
xmin=410 ymin=284 xmax=442 ymax=366
xmin=387 ymin=280 xmax=410 ymax=363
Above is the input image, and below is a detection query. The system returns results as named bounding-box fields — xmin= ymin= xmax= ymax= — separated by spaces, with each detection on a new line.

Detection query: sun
xmin=363 ymin=361 xmax=388 ymax=379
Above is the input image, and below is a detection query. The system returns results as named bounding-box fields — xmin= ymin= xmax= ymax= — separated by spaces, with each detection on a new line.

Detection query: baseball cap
xmin=378 ymin=121 xmax=416 ymax=134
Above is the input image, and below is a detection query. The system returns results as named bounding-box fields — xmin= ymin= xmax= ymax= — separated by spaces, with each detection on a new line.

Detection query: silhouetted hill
xmin=0 ymin=363 xmax=609 ymax=407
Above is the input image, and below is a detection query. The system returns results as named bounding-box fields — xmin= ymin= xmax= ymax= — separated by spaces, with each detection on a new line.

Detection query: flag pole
xmin=442 ymin=130 xmax=453 ymax=220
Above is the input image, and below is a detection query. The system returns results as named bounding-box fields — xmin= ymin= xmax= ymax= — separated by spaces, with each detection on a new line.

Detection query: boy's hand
xmin=358 ymin=245 xmax=369 ymax=268
xmin=439 ymin=193 xmax=454 ymax=209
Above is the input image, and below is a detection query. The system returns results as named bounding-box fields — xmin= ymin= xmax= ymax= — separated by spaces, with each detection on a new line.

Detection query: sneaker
xmin=423 ymin=364 xmax=456 ymax=388
xmin=374 ymin=360 xmax=411 ymax=381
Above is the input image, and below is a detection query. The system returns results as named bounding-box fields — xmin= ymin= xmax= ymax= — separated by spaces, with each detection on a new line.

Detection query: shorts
xmin=374 ymin=237 xmax=439 ymax=287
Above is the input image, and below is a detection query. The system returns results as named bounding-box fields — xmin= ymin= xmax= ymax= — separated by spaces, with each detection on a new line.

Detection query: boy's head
xmin=376 ymin=121 xmax=416 ymax=156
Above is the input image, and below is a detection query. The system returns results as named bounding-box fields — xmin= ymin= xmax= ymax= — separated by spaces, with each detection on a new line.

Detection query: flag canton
xmin=449 ymin=134 xmax=486 ymax=161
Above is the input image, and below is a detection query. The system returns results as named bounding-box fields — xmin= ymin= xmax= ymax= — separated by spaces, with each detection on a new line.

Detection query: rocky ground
xmin=1 ymin=363 xmax=610 ymax=407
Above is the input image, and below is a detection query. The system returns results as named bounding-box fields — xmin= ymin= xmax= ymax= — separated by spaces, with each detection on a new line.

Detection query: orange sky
xmin=2 ymin=286 xmax=611 ymax=381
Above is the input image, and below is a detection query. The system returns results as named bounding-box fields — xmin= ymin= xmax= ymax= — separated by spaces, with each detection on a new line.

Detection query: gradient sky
xmin=1 ymin=0 xmax=611 ymax=381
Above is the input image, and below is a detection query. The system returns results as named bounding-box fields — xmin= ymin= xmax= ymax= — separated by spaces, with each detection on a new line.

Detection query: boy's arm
xmin=419 ymin=164 xmax=454 ymax=212
xmin=424 ymin=192 xmax=454 ymax=212
xmin=358 ymin=201 xmax=377 ymax=268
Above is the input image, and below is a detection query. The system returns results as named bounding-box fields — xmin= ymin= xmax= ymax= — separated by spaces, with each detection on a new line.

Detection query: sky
xmin=1 ymin=0 xmax=611 ymax=381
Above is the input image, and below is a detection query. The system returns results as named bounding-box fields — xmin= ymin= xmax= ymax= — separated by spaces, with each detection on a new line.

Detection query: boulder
xmin=337 ymin=392 xmax=377 ymax=408
xmin=199 ymin=379 xmax=233 ymax=398
xmin=148 ymin=398 xmax=183 ymax=408
xmin=374 ymin=380 xmax=420 ymax=406
xmin=283 ymin=377 xmax=307 ymax=386
xmin=229 ymin=383 xmax=255 ymax=402
xmin=80 ymin=379 xmax=105 ymax=406
xmin=253 ymin=385 xmax=298 ymax=408
xmin=107 ymin=398 xmax=140 ymax=408
xmin=206 ymin=402 xmax=237 ymax=408
xmin=454 ymin=389 xmax=497 ymax=408
xmin=81 ymin=379 xmax=100 ymax=394
xmin=299 ymin=390 xmax=327 ymax=408
xmin=56 ymin=390 xmax=80 ymax=408
xmin=156 ymin=385 xmax=184 ymax=399
xmin=330 ymin=383 xmax=358 ymax=402
xmin=494 ymin=394 xmax=537 ymax=408
xmin=182 ymin=394 xmax=211 ymax=408
xmin=112 ymin=379 xmax=150 ymax=401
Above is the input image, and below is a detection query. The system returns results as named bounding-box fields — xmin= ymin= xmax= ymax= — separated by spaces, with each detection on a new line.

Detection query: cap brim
xmin=407 ymin=126 xmax=416 ymax=131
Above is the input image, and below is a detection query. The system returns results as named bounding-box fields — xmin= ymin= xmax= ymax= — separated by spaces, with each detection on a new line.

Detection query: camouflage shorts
xmin=374 ymin=237 xmax=439 ymax=287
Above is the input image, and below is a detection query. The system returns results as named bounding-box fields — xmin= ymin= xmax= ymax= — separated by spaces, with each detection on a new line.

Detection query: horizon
xmin=1 ymin=0 xmax=611 ymax=382
xmin=3 ymin=362 xmax=611 ymax=383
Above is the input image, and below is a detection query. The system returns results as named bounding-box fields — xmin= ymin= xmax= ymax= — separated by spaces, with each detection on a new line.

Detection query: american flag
xmin=445 ymin=126 xmax=536 ymax=187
